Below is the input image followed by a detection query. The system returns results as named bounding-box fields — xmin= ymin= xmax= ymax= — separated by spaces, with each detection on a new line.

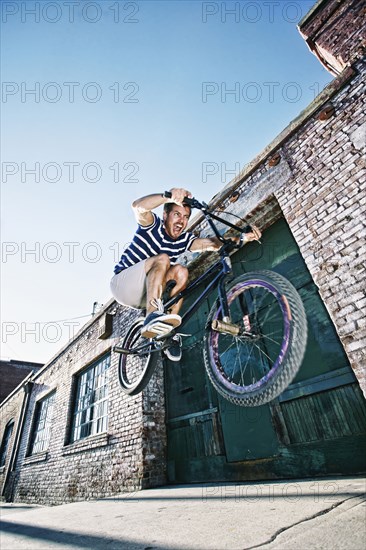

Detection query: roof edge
xmin=188 ymin=65 xmax=355 ymax=231
xmin=298 ymin=0 xmax=331 ymax=28
xmin=31 ymin=297 xmax=117 ymax=382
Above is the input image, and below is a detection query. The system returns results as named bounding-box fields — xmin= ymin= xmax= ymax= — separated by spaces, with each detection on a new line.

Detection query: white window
xmin=0 ymin=420 xmax=14 ymax=467
xmin=30 ymin=392 xmax=56 ymax=454
xmin=71 ymin=355 xmax=110 ymax=443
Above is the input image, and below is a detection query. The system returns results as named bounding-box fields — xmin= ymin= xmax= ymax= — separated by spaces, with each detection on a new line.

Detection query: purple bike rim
xmin=209 ymin=279 xmax=291 ymax=395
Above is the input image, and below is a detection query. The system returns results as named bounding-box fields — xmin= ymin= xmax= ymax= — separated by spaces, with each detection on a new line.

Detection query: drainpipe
xmin=1 ymin=379 xmax=34 ymax=501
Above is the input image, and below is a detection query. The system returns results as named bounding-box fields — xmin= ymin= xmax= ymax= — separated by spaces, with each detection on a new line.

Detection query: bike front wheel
xmin=118 ymin=318 xmax=160 ymax=395
xmin=203 ymin=270 xmax=307 ymax=407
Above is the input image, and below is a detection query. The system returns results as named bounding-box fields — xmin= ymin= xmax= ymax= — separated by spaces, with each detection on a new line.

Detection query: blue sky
xmin=1 ymin=0 xmax=332 ymax=363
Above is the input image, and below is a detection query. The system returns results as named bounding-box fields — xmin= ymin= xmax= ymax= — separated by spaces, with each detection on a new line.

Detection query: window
xmin=0 ymin=420 xmax=14 ymax=467
xmin=71 ymin=354 xmax=110 ymax=443
xmin=30 ymin=392 xmax=56 ymax=455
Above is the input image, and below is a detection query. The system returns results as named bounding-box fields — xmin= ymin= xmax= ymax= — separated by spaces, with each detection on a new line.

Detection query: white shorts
xmin=110 ymin=260 xmax=147 ymax=309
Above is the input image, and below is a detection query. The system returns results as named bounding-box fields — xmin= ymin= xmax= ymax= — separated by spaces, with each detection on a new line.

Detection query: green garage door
xmin=165 ymin=218 xmax=366 ymax=483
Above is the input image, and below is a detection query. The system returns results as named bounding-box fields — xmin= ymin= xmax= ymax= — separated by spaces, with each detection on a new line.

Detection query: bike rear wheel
xmin=118 ymin=318 xmax=160 ymax=396
xmin=203 ymin=270 xmax=307 ymax=407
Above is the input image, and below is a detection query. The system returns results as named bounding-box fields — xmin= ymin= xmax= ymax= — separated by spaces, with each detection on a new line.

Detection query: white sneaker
xmin=164 ymin=335 xmax=182 ymax=362
xmin=141 ymin=311 xmax=181 ymax=339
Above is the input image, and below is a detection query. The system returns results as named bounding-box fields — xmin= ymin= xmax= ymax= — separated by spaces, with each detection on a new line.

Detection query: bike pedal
xmin=142 ymin=322 xmax=176 ymax=339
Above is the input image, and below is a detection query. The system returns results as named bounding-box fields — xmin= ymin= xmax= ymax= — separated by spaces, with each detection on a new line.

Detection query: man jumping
xmin=111 ymin=187 xmax=261 ymax=360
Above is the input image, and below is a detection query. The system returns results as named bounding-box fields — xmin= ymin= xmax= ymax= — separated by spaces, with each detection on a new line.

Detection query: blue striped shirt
xmin=114 ymin=213 xmax=197 ymax=274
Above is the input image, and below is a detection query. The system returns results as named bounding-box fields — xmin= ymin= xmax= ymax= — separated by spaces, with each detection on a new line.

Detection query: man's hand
xmin=232 ymin=226 xmax=262 ymax=246
xmin=191 ymin=226 xmax=262 ymax=254
xmin=242 ymin=225 xmax=262 ymax=244
xmin=166 ymin=188 xmax=192 ymax=206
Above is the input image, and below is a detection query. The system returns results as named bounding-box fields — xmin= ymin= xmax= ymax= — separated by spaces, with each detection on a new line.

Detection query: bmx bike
xmin=114 ymin=194 xmax=307 ymax=407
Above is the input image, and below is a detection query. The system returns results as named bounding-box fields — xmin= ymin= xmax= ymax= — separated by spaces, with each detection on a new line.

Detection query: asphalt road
xmin=1 ymin=477 xmax=365 ymax=549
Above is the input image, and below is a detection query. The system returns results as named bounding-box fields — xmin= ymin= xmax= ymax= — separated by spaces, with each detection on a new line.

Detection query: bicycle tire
xmin=118 ymin=318 xmax=160 ymax=396
xmin=203 ymin=270 xmax=307 ymax=407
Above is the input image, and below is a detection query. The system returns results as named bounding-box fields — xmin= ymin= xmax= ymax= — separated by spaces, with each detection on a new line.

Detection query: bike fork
xmin=213 ymin=282 xmax=240 ymax=335
xmin=218 ymin=276 xmax=231 ymax=323
xmin=213 ymin=265 xmax=241 ymax=335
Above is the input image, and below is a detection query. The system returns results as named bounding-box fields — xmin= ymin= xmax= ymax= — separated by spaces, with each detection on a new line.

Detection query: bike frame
xmin=117 ymin=196 xmax=307 ymax=405
xmin=117 ymin=248 xmax=238 ymax=356
xmin=163 ymin=250 xmax=233 ymax=330
xmin=116 ymin=200 xmax=252 ymax=354
xmin=161 ymin=200 xmax=252 ymax=330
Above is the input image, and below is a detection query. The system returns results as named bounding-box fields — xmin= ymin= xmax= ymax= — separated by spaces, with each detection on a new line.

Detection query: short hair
xmin=163 ymin=202 xmax=192 ymax=216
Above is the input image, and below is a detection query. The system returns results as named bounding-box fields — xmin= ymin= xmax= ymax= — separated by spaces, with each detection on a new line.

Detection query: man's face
xmin=163 ymin=204 xmax=191 ymax=239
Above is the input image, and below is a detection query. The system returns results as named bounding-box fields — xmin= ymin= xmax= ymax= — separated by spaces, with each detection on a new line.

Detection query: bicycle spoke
xmin=230 ymin=344 xmax=238 ymax=380
xmin=205 ymin=271 xmax=307 ymax=406
xmin=222 ymin=339 xmax=236 ymax=378
xmin=243 ymin=343 xmax=255 ymax=382
xmin=261 ymin=332 xmax=283 ymax=347
xmin=219 ymin=333 xmax=261 ymax=386
xmin=251 ymin=288 xmax=267 ymax=313
xmin=235 ymin=338 xmax=245 ymax=386
xmin=251 ymin=340 xmax=275 ymax=364
xmin=258 ymin=302 xmax=277 ymax=326
xmin=221 ymin=337 xmax=241 ymax=381
xmin=237 ymin=339 xmax=255 ymax=386
xmin=210 ymin=279 xmax=291 ymax=389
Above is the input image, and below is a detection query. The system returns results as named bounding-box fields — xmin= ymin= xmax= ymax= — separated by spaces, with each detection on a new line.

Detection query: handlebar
xmin=163 ymin=190 xmax=204 ymax=210
xmin=163 ymin=190 xmax=254 ymax=237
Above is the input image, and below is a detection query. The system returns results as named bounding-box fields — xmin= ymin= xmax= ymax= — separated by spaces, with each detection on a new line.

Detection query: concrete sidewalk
xmin=1 ymin=477 xmax=365 ymax=549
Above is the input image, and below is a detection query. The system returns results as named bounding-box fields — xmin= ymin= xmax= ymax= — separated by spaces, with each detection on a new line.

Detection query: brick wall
xmin=0 ymin=381 xmax=29 ymax=499
xmin=3 ymin=304 xmax=167 ymax=505
xmin=189 ymin=59 xmax=365 ymax=396
xmin=278 ymin=62 xmax=365 ymax=393
xmin=299 ymin=0 xmax=366 ymax=75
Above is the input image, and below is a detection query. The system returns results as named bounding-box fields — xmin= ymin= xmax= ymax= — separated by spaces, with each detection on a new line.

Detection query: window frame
xmin=69 ymin=353 xmax=111 ymax=444
xmin=0 ymin=420 xmax=15 ymax=468
xmin=28 ymin=391 xmax=56 ymax=456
